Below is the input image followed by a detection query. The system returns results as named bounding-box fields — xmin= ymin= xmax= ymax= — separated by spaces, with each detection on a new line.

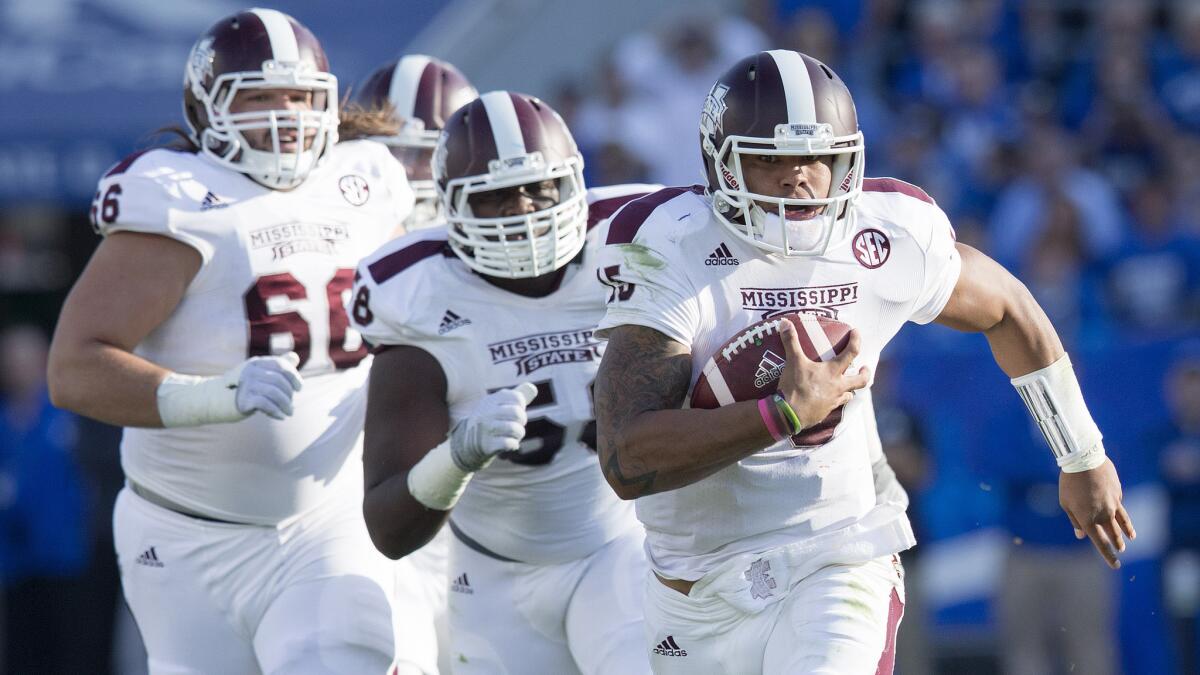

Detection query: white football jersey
xmin=595 ymin=178 xmax=961 ymax=580
xmin=92 ymin=141 xmax=414 ymax=524
xmin=351 ymin=184 xmax=660 ymax=565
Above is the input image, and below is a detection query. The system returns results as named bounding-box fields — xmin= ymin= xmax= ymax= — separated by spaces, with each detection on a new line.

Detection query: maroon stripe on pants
xmin=874 ymin=587 xmax=905 ymax=675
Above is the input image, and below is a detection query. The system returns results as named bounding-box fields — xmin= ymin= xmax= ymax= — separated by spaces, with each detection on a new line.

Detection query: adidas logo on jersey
xmin=450 ymin=573 xmax=473 ymax=595
xmin=438 ymin=310 xmax=471 ymax=335
xmin=135 ymin=547 xmax=164 ymax=568
xmin=705 ymin=242 xmax=739 ymax=266
xmin=754 ymin=349 xmax=786 ymax=388
xmin=652 ymin=635 xmax=687 ymax=657
xmin=199 ymin=191 xmax=228 ymax=211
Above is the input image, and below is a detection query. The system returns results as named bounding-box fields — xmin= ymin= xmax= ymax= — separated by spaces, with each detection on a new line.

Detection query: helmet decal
xmin=186 ymin=37 xmax=215 ymax=88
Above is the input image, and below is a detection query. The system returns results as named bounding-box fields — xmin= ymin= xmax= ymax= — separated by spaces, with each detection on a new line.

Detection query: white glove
xmin=448 ymin=382 xmax=538 ymax=472
xmin=156 ymin=353 xmax=303 ymax=427
xmin=234 ymin=353 xmax=304 ymax=420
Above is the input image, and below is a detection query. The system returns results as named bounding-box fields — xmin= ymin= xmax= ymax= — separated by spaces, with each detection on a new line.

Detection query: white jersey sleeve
xmin=90 ymin=149 xmax=217 ymax=263
xmin=904 ymin=191 xmax=961 ymax=324
xmin=350 ymin=230 xmax=481 ymax=405
xmin=595 ymin=186 xmax=708 ymax=346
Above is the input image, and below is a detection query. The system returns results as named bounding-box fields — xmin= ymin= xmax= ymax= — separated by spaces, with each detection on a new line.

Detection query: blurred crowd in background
xmin=1 ymin=0 xmax=1197 ymax=673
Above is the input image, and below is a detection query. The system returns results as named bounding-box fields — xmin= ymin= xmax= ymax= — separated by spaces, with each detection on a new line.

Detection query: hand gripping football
xmin=689 ymin=313 xmax=852 ymax=410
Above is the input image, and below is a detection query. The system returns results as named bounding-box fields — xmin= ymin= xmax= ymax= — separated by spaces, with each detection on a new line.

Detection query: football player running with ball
xmin=594 ymin=50 xmax=1136 ymax=674
xmin=350 ymin=91 xmax=659 ymax=674
xmin=48 ymin=9 xmax=420 ymax=674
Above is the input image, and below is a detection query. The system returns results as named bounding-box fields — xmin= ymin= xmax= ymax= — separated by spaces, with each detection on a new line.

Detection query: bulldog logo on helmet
xmin=186 ymin=37 xmax=215 ymax=87
xmin=700 ymin=83 xmax=730 ymax=139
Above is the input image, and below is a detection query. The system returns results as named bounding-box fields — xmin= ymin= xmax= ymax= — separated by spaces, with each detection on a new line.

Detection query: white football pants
xmin=445 ymin=526 xmax=651 ymax=674
xmin=113 ymin=485 xmax=411 ymax=674
xmin=391 ymin=527 xmax=452 ymax=674
xmin=644 ymin=554 xmax=904 ymax=674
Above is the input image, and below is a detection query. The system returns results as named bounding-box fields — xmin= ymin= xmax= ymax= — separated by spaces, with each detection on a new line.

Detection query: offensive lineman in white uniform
xmin=351 ymin=53 xmax=480 ymax=675
xmin=594 ymin=50 xmax=1137 ymax=674
xmin=47 ymin=9 xmax=424 ymax=674
xmin=350 ymin=90 xmax=659 ymax=674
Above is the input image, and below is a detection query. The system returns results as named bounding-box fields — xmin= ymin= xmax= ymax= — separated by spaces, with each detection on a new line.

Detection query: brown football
xmin=689 ymin=313 xmax=852 ymax=445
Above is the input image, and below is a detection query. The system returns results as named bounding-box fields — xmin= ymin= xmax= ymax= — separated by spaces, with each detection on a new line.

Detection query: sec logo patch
xmin=852 ymin=229 xmax=890 ymax=269
xmin=338 ymin=175 xmax=370 ymax=206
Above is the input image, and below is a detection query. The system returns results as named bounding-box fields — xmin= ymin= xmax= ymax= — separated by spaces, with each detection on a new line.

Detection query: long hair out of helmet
xmin=354 ymin=55 xmax=478 ymax=226
xmin=434 ymin=91 xmax=587 ymax=279
xmin=700 ymin=50 xmax=864 ymax=257
xmin=183 ymin=8 xmax=339 ymax=190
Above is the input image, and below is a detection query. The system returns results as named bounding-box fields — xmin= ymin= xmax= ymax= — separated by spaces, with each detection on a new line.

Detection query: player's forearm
xmin=982 ymin=281 xmax=1065 ymax=378
xmin=362 ymin=475 xmax=450 ymax=559
xmin=47 ymin=338 xmax=168 ymax=427
xmin=601 ymin=401 xmax=774 ymax=499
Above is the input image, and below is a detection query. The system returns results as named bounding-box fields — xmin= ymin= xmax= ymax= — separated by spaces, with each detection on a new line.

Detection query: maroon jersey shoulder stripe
xmin=368 ymin=239 xmax=452 ymax=284
xmin=862 ymin=177 xmax=934 ymax=205
xmin=103 ymin=149 xmax=158 ymax=178
xmin=605 ymin=185 xmax=703 ymax=245
xmin=587 ymin=192 xmax=651 ymax=231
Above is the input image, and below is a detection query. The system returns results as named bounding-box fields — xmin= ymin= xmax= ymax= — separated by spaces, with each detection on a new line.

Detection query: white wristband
xmin=156 ymin=371 xmax=248 ymax=428
xmin=407 ymin=438 xmax=485 ymax=511
xmin=1011 ymin=354 xmax=1106 ymax=473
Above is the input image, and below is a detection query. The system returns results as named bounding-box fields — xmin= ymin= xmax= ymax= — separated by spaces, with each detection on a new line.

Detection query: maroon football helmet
xmin=700 ymin=50 xmax=864 ymax=256
xmin=433 ymin=91 xmax=587 ymax=278
xmin=183 ymin=8 xmax=338 ymax=190
xmin=354 ymin=55 xmax=478 ymax=227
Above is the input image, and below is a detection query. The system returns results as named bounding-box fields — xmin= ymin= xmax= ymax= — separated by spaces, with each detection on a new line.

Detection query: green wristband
xmin=771 ymin=393 xmax=802 ymax=436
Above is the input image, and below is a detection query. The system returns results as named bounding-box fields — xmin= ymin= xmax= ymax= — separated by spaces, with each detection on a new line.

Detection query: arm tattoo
xmin=595 ymin=325 xmax=692 ymax=497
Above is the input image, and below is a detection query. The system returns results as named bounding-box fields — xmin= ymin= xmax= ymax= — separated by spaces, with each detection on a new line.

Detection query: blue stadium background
xmin=0 ymin=1 xmax=1197 ymax=673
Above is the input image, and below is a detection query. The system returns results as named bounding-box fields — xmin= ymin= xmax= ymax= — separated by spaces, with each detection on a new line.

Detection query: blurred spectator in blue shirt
xmin=873 ymin=103 xmax=972 ymax=217
xmin=1105 ymin=176 xmax=1200 ymax=337
xmin=1155 ymin=344 xmax=1200 ymax=673
xmin=1164 ymin=137 xmax=1200 ymax=239
xmin=0 ymin=324 xmax=86 ymax=580
xmin=1154 ymin=3 xmax=1200 ymax=135
xmin=1011 ymin=1 xmax=1070 ymax=84
xmin=988 ymin=123 xmax=1124 ymax=270
xmin=1079 ymin=46 xmax=1174 ymax=193
xmin=976 ymin=390 xmax=1117 ymax=675
xmin=1016 ymin=189 xmax=1115 ymax=348
xmin=0 ymin=323 xmax=88 ymax=673
xmin=891 ymin=0 xmax=966 ymax=109
xmin=1060 ymin=0 xmax=1160 ymax=129
xmin=872 ymin=356 xmax=936 ymax=675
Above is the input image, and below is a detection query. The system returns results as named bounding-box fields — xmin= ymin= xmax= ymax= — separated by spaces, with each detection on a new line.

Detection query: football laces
xmin=721 ymin=318 xmax=783 ymax=362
